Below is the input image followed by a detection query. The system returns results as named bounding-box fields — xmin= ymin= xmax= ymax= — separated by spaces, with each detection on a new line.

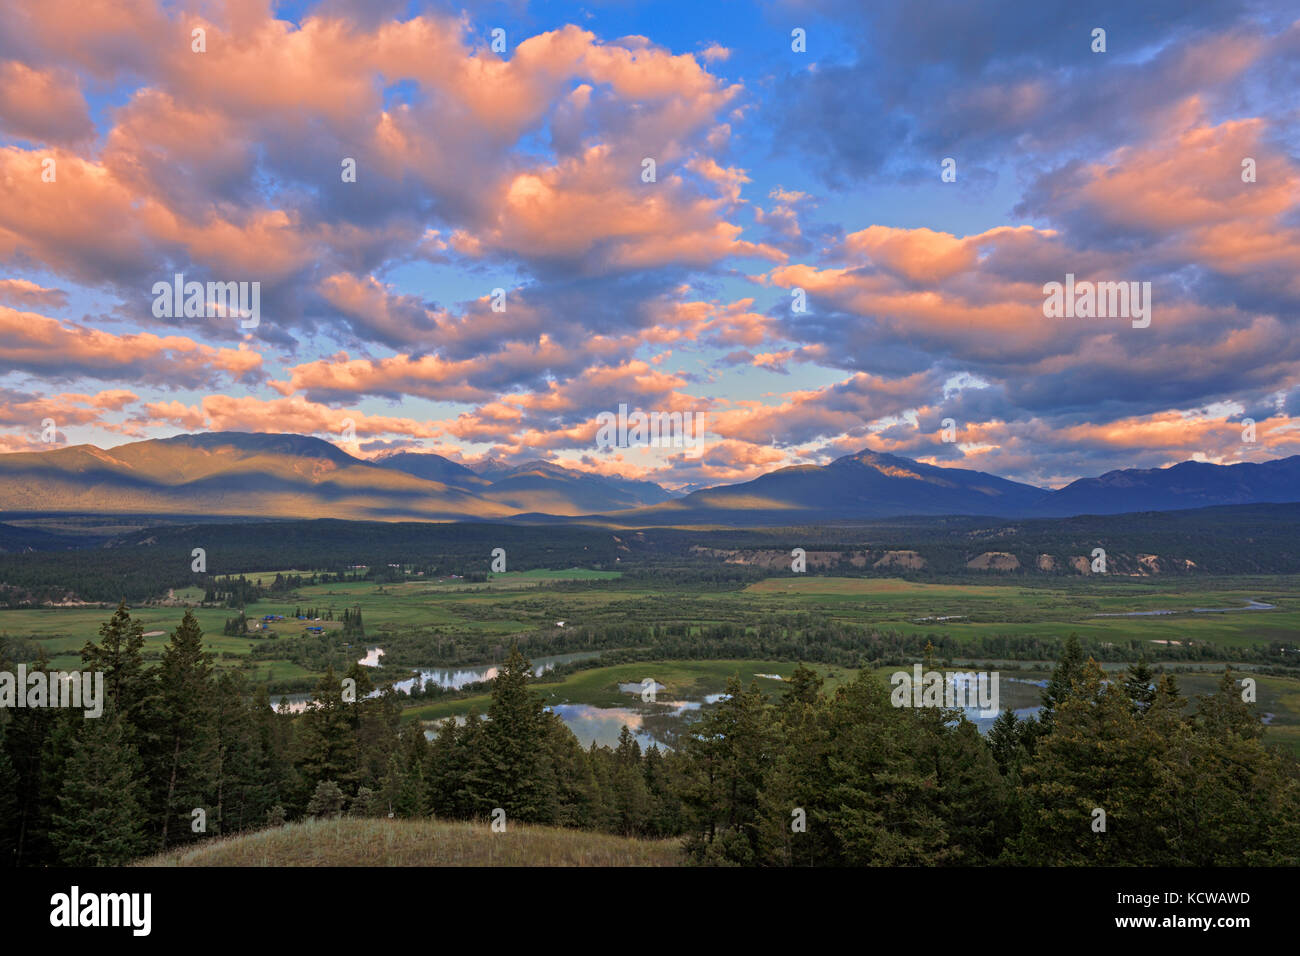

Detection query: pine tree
xmin=80 ymin=600 xmax=150 ymax=729
xmin=210 ymin=671 xmax=277 ymax=835
xmin=781 ymin=663 xmax=823 ymax=711
xmin=1123 ymin=658 xmax=1157 ymax=714
xmin=452 ymin=709 xmax=493 ymax=818
xmin=296 ymin=665 xmax=360 ymax=795
xmin=426 ymin=716 xmax=462 ymax=817
xmin=1011 ymin=658 xmax=1166 ymax=864
xmin=396 ymin=722 xmax=431 ymax=817
xmin=932 ymin=718 xmax=1010 ymax=864
xmin=50 ymin=712 xmax=148 ymax=866
xmin=306 ymin=780 xmax=346 ymax=818
xmin=679 ymin=676 xmax=774 ymax=864
xmin=1034 ymin=634 xmax=1085 ymax=739
xmin=1195 ymin=668 xmax=1262 ymax=740
xmin=252 ymin=685 xmax=297 ymax=816
xmin=611 ymin=725 xmax=649 ymax=835
xmin=987 ymin=708 xmax=1025 ymax=775
xmin=147 ymin=609 xmax=218 ymax=851
xmin=350 ymin=786 xmax=379 ymax=817
xmin=544 ymin=713 xmax=598 ymax=830
xmin=480 ymin=646 xmax=557 ymax=824
xmin=2 ymin=652 xmax=61 ymax=865
xmin=641 ymin=743 xmax=681 ymax=837
xmin=756 ymin=669 xmax=947 ymax=866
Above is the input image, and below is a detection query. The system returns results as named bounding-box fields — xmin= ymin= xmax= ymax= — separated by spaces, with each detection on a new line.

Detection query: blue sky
xmin=1 ymin=0 xmax=1298 ymax=489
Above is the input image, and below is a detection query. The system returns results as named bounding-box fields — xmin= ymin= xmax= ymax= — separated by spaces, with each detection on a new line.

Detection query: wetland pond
xmin=273 ymin=648 xmax=601 ymax=713
xmin=427 ymin=671 xmax=1047 ymax=750
xmin=277 ymin=650 xmax=1046 ymax=749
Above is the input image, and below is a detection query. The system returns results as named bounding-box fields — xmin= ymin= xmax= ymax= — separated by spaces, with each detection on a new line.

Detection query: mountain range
xmin=0 ymin=432 xmax=1296 ymax=525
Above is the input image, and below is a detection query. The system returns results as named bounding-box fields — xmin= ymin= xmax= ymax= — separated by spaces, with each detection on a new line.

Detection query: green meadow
xmin=742 ymin=576 xmax=1300 ymax=649
xmin=402 ymin=658 xmax=856 ymax=722
xmin=4 ymin=570 xmax=1297 ymax=753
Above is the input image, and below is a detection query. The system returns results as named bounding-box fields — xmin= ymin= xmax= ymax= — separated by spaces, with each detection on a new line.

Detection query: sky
xmin=1 ymin=0 xmax=1298 ymax=491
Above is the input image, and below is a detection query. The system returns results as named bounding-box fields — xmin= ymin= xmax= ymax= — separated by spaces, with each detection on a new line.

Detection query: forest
xmin=3 ymin=502 xmax=1300 ymax=606
xmin=2 ymin=602 xmax=1296 ymax=867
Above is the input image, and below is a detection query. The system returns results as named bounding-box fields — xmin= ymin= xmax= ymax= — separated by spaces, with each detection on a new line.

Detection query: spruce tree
xmin=1036 ymin=633 xmax=1085 ymax=738
xmin=1122 ymin=658 xmax=1157 ymax=715
xmin=1195 ymin=668 xmax=1262 ymax=740
xmin=50 ymin=712 xmax=148 ymax=866
xmin=480 ymin=646 xmax=557 ymax=824
xmin=80 ymin=600 xmax=150 ymax=728
xmin=611 ymin=725 xmax=650 ymax=835
xmin=296 ymin=665 xmax=361 ymax=794
xmin=1012 ymin=659 xmax=1165 ymax=864
xmin=781 ymin=663 xmax=823 ymax=711
xmin=148 ymin=609 xmax=218 ymax=851
xmin=306 ymin=779 xmax=346 ymax=818
xmin=987 ymin=708 xmax=1025 ymax=776
xmin=679 ymin=676 xmax=774 ymax=864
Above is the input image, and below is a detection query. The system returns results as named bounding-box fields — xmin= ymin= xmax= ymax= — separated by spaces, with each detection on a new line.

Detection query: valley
xmin=5 ymin=531 xmax=1300 ymax=754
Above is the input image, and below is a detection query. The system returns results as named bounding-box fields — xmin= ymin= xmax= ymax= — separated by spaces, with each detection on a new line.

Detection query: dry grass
xmin=137 ymin=817 xmax=687 ymax=867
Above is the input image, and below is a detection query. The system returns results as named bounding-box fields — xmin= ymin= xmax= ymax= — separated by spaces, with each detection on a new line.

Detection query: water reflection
xmin=277 ymin=655 xmax=1047 ymax=749
xmin=390 ymin=651 xmax=600 ymax=695
xmin=274 ymin=649 xmax=602 ymax=713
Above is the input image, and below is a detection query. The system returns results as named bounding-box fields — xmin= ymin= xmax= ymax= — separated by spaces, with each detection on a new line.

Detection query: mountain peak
xmin=153 ymin=431 xmax=358 ymax=464
xmin=1 ymin=433 xmax=1297 ymax=524
xmin=835 ymin=449 xmax=928 ymax=477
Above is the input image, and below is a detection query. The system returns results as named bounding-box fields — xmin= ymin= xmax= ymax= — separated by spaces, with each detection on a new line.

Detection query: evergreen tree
xmin=931 ymin=718 xmax=1010 ymax=864
xmin=480 ymin=646 xmax=557 ymax=824
xmin=211 ymin=671 xmax=277 ymax=834
xmin=781 ymin=663 xmax=823 ymax=711
xmin=679 ymin=676 xmax=774 ymax=864
xmin=1123 ymin=658 xmax=1157 ymax=715
xmin=543 ymin=712 xmax=599 ymax=830
xmin=393 ymin=722 xmax=431 ymax=817
xmin=50 ymin=712 xmax=148 ymax=866
xmin=452 ymin=709 xmax=493 ymax=818
xmin=306 ymin=779 xmax=346 ymax=818
xmin=296 ymin=665 xmax=361 ymax=796
xmin=1011 ymin=659 xmax=1165 ymax=864
xmin=426 ymin=716 xmax=462 ymax=817
xmin=1195 ymin=668 xmax=1262 ymax=740
xmin=2 ymin=652 xmax=60 ymax=865
xmin=350 ymin=786 xmax=379 ymax=817
xmin=80 ymin=600 xmax=151 ymax=729
xmin=641 ymin=743 xmax=681 ymax=838
xmin=610 ymin=725 xmax=650 ymax=835
xmin=1037 ymin=634 xmax=1084 ymax=737
xmin=757 ymin=669 xmax=947 ymax=866
xmin=987 ymin=708 xmax=1026 ymax=776
xmin=252 ymin=685 xmax=297 ymax=816
xmin=147 ymin=609 xmax=218 ymax=851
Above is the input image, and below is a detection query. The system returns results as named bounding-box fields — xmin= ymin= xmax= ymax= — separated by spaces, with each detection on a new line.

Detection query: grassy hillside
xmin=137 ymin=817 xmax=686 ymax=867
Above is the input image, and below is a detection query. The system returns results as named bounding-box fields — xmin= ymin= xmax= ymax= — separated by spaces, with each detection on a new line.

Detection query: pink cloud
xmin=0 ymin=60 xmax=93 ymax=144
xmin=0 ymin=304 xmax=264 ymax=385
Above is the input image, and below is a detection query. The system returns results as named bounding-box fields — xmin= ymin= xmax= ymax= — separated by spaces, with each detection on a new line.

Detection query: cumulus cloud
xmin=0 ymin=1 xmax=1296 ymax=488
